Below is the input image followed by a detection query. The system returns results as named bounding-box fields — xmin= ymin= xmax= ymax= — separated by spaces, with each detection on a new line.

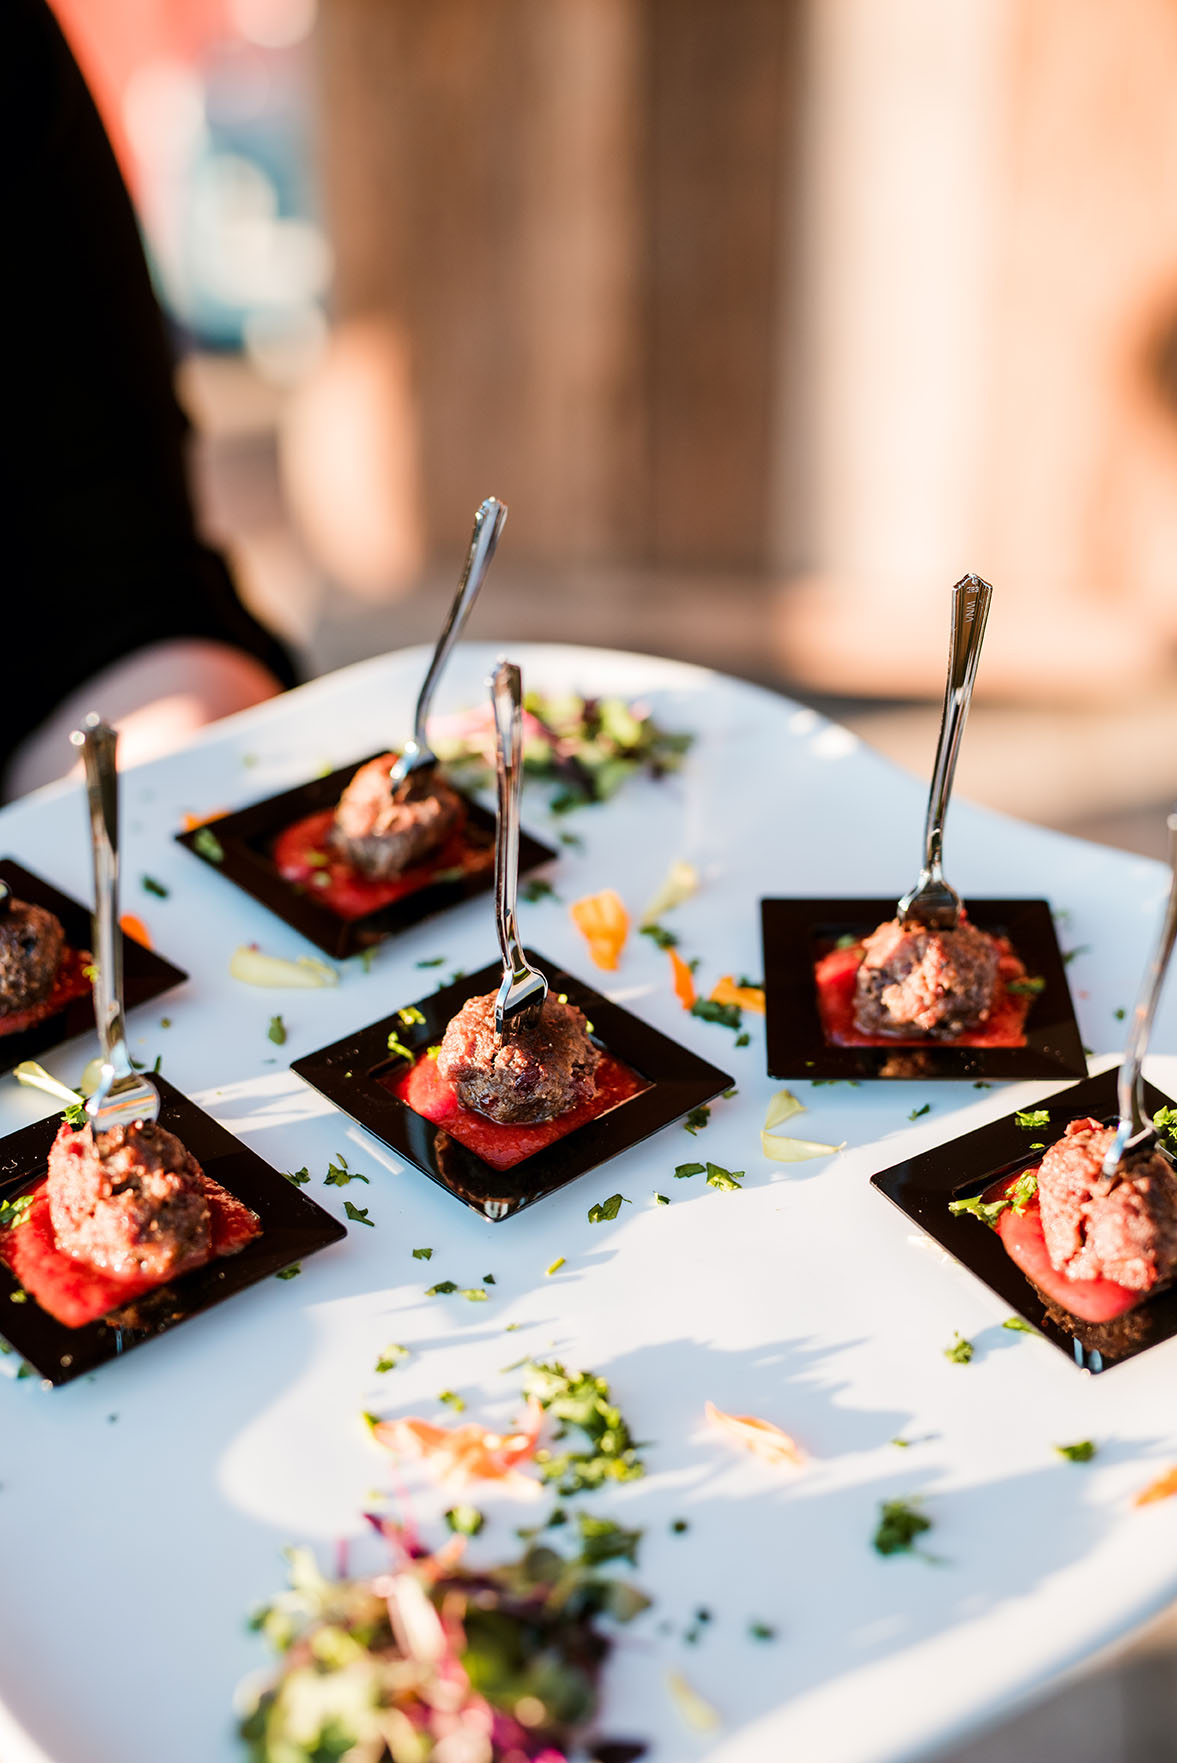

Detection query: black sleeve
xmin=0 ymin=0 xmax=299 ymax=769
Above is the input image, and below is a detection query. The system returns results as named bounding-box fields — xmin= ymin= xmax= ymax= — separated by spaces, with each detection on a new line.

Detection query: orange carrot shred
xmin=710 ymin=975 xmax=765 ymax=1015
xmin=119 ymin=914 xmax=152 ymax=949
xmin=669 ymin=947 xmax=696 ymax=1009
xmin=369 ymin=1397 xmax=544 ymax=1494
xmin=1135 ymin=1465 xmax=1177 ymax=1507
xmin=569 ymin=889 xmax=629 ymax=971
xmin=182 ymin=809 xmax=229 ymax=832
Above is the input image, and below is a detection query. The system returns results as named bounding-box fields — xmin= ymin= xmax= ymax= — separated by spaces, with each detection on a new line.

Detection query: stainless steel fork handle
xmin=492 ymin=659 xmax=528 ymax=986
xmin=919 ymin=573 xmax=993 ymax=886
xmin=390 ymin=496 xmax=508 ymax=786
xmin=1104 ymin=811 xmax=1177 ymax=1175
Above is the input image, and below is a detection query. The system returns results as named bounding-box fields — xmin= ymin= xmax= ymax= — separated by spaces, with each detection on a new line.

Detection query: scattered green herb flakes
xmin=283 ymin=1167 xmax=311 ymax=1187
xmin=641 ymin=922 xmax=679 ymax=949
xmin=324 ymin=1154 xmax=368 ymax=1187
xmin=445 ymin=1504 xmax=485 ymax=1536
xmin=690 ymin=998 xmax=742 ymax=1029
xmin=1015 ymin=1109 xmax=1050 ymax=1129
xmin=412 ymin=1247 xmax=433 ymax=1261
xmin=426 ymin=1045 xmax=441 ymax=1061
xmin=375 ymin=1345 xmax=408 ymax=1373
xmin=521 ymin=878 xmax=557 ymax=903
xmin=749 ymin=1621 xmax=777 ymax=1641
xmin=483 ymin=1274 xmax=496 ymax=1284
xmin=416 ymin=956 xmax=445 ymax=968
xmin=0 ymin=1194 xmax=34 ymax=1232
xmin=834 ymin=932 xmax=859 ymax=950
xmin=684 ymin=1104 xmax=710 ymax=1135
xmin=654 ymin=1193 xmax=669 ymax=1206
xmin=873 ymin=1498 xmax=933 ymax=1557
xmin=810 ymin=1077 xmax=859 ymax=1088
xmin=358 ymin=948 xmax=376 ymax=973
xmin=705 ymin=1163 xmax=745 ymax=1192
xmin=973 ymin=1080 xmax=992 ymax=1089
xmin=546 ymin=1257 xmax=566 ymax=1275
xmin=1062 ymin=946 xmax=1090 ymax=966
xmin=675 ymin=1162 xmax=705 ymax=1179
xmin=577 ymin=1514 xmax=643 ymax=1567
xmin=344 ymin=1202 xmax=374 ymax=1227
xmin=192 ymin=826 xmax=224 ymax=863
xmin=439 ymin=1390 xmax=466 ymax=1412
xmin=721 ymin=1086 xmax=738 ymax=1100
xmin=734 ymin=1031 xmax=752 ymax=1048
xmin=1006 ymin=975 xmax=1046 ymax=997
xmin=9 ymin=1290 xmax=27 ymax=1304
xmin=522 ymin=1358 xmax=645 ymax=1493
xmin=426 ymin=1281 xmax=459 ymax=1296
xmin=1115 ymin=1007 xmax=1127 ymax=1022
xmin=397 ymin=1005 xmax=426 ymax=1027
xmin=671 ymin=1518 xmax=689 ymax=1534
xmin=386 ymin=1031 xmax=414 ymax=1062
xmin=587 ymin=1193 xmax=630 ymax=1223
xmin=267 ymin=1015 xmax=287 ymax=1046
xmin=558 ymin=829 xmax=584 ymax=849
xmin=160 ymin=1017 xmax=172 ymax=1029
xmin=950 ymin=1169 xmax=1037 ymax=1228
xmin=1055 ymin=1440 xmax=1097 ymax=1463
xmin=82 ymin=962 xmax=98 ymax=982
xmin=944 ymin=1332 xmax=974 ymax=1365
xmin=1002 ymin=1316 xmax=1037 ymax=1334
xmin=141 ymin=875 xmax=169 ymax=898
xmin=276 ymin=1265 xmax=301 ymax=1280
xmin=1029 ymin=1142 xmax=1046 ymax=1151
xmin=909 ymin=1103 xmax=931 ymax=1120
xmin=432 ymin=867 xmax=465 ymax=885
xmin=461 ymin=1288 xmax=489 ymax=1302
xmin=62 ymin=1101 xmax=88 ymax=1127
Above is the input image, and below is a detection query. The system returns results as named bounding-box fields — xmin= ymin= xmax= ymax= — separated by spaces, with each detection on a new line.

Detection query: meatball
xmin=0 ymin=899 xmax=65 ymax=1012
xmin=332 ymin=755 xmax=463 ymax=879
xmin=437 ymin=991 xmax=601 ymax=1124
xmin=47 ymin=1118 xmax=211 ymax=1280
xmin=853 ymin=917 xmax=999 ymax=1038
xmin=1036 ymin=1117 xmax=1177 ymax=1293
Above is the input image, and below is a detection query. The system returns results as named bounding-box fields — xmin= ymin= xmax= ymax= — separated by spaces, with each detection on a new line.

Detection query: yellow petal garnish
xmin=13 ymin=1063 xmax=83 ymax=1108
xmin=1135 ymin=1465 xmax=1177 ymax=1507
xmin=667 ymin=1669 xmax=720 ymax=1733
xmin=709 ymin=975 xmax=765 ymax=1015
xmin=761 ymin=1130 xmax=844 ymax=1162
xmin=764 ymin=1087 xmax=804 ymax=1130
xmin=704 ymin=1400 xmax=805 ymax=1466
xmin=641 ymin=860 xmax=698 ymax=927
xmin=229 ymin=946 xmax=338 ymax=988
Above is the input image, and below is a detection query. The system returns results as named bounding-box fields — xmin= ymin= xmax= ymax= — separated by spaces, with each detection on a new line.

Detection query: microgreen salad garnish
xmin=522 ymin=1359 xmax=646 ymax=1494
xmin=239 ymin=1519 xmax=649 ymax=1763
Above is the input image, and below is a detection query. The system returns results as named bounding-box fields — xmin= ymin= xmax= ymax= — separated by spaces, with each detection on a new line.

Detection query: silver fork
xmin=897 ymin=573 xmax=994 ymax=930
xmin=1101 ymin=811 xmax=1177 ymax=1178
xmin=70 ymin=715 xmax=160 ymax=1134
xmin=388 ymin=495 xmax=508 ymax=795
xmin=490 ymin=660 xmax=548 ymax=1040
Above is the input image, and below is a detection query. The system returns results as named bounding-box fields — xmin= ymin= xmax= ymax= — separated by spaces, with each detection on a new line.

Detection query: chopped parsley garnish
xmin=9 ymin=1289 xmax=27 ymax=1304
xmin=1014 ymin=1109 xmax=1050 ymax=1129
xmin=674 ymin=1162 xmax=705 ymax=1179
xmin=1002 ymin=1316 xmax=1037 ymax=1334
xmin=445 ymin=1504 xmax=484 ymax=1536
xmin=375 ymin=1344 xmax=408 ymax=1373
xmin=671 ymin=1518 xmax=689 ymax=1534
xmin=460 ymin=1288 xmax=489 ymax=1302
xmin=267 ymin=1015 xmax=287 ymax=1046
xmin=283 ymin=1167 xmax=311 ymax=1187
xmin=973 ymin=1080 xmax=992 ymax=1089
xmin=654 ymin=1193 xmax=669 ymax=1206
xmin=587 ymin=1193 xmax=630 ymax=1223
xmin=62 ymin=1101 xmax=88 ymax=1127
xmin=1114 ymin=1006 xmax=1126 ymax=1022
xmin=641 ymin=923 xmax=678 ymax=949
xmin=522 ymin=1358 xmax=645 ymax=1493
xmin=705 ymin=1163 xmax=744 ymax=1192
xmin=546 ymin=1257 xmax=566 ymax=1275
xmin=276 ymin=1264 xmax=301 ymax=1280
xmin=426 ymin=1281 xmax=459 ymax=1296
xmin=949 ymin=1169 xmax=1038 ymax=1227
xmin=722 ymin=1086 xmax=738 ymax=1099
xmin=521 ymin=878 xmax=556 ymax=903
xmin=1006 ymin=975 xmax=1046 ymax=996
xmin=834 ymin=932 xmax=859 ymax=950
xmin=141 ymin=875 xmax=169 ymax=898
xmin=873 ymin=1498 xmax=933 ymax=1557
xmin=1062 ymin=946 xmax=1090 ymax=966
xmin=192 ymin=826 xmax=224 ymax=863
xmin=484 ymin=1273 xmax=496 ymax=1284
xmin=558 ymin=829 xmax=584 ymax=849
xmin=397 ymin=1006 xmax=426 ymax=1027
xmin=160 ymin=1017 xmax=172 ymax=1028
xmin=944 ymin=1332 xmax=974 ymax=1364
xmin=324 ymin=1154 xmax=368 ymax=1187
xmin=416 ymin=956 xmax=445 ymax=968
xmin=690 ymin=998 xmax=742 ymax=1029
xmin=412 ymin=1246 xmax=432 ymax=1260
xmin=439 ymin=1390 xmax=465 ymax=1412
xmin=0 ymin=1195 xmax=33 ymax=1231
xmin=1055 ymin=1440 xmax=1096 ymax=1462
xmin=909 ymin=1103 xmax=931 ymax=1120
xmin=344 ymin=1201 xmax=374 ymax=1227
xmin=735 ymin=1032 xmax=751 ymax=1048
xmin=749 ymin=1621 xmax=777 ymax=1641
xmin=684 ymin=1104 xmax=710 ymax=1135
xmin=576 ymin=1513 xmax=642 ymax=1566
xmin=386 ymin=1031 xmax=414 ymax=1062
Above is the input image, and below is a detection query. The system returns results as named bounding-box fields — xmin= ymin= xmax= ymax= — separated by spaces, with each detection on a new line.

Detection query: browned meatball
xmin=332 ymin=755 xmax=463 ymax=879
xmin=853 ymin=917 xmax=999 ymax=1038
xmin=0 ymin=900 xmax=65 ymax=1012
xmin=437 ymin=991 xmax=601 ymax=1124
xmin=47 ymin=1118 xmax=211 ymax=1280
xmin=1036 ymin=1117 xmax=1177 ymax=1292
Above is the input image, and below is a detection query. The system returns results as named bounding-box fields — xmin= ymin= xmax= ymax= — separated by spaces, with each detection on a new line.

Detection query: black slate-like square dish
xmin=761 ymin=896 xmax=1086 ymax=1082
xmin=291 ymin=950 xmax=734 ymax=1220
xmin=0 ymin=1073 xmax=346 ymax=1387
xmin=871 ymin=1065 xmax=1177 ymax=1372
xmin=0 ymin=859 xmax=187 ymax=1077
xmin=176 ymin=757 xmax=557 ymax=959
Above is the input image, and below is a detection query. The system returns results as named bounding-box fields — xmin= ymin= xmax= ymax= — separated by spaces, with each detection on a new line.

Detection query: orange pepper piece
xmin=710 ymin=974 xmax=766 ymax=1015
xmin=569 ymin=889 xmax=629 ymax=971
xmin=1135 ymin=1465 xmax=1177 ymax=1507
xmin=119 ymin=914 xmax=152 ymax=949
xmin=669 ymin=947 xmax=696 ymax=1009
xmin=182 ymin=809 xmax=229 ymax=832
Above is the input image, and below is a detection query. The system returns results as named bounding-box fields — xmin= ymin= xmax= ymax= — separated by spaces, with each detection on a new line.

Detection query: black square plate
xmin=761 ymin=896 xmax=1086 ymax=1082
xmin=176 ymin=757 xmax=557 ymax=959
xmin=291 ymin=950 xmax=734 ymax=1220
xmin=0 ymin=859 xmax=187 ymax=1077
xmin=0 ymin=1073 xmax=346 ymax=1386
xmin=871 ymin=1065 xmax=1177 ymax=1372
